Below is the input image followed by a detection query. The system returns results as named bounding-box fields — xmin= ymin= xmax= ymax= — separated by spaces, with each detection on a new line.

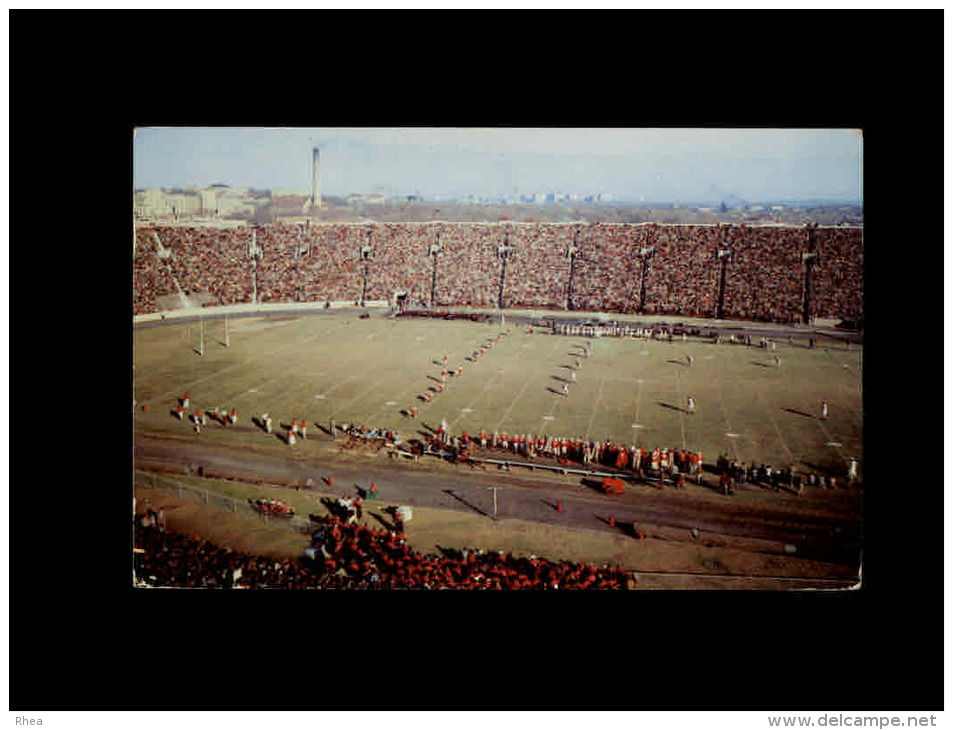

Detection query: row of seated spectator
xmin=134 ymin=222 xmax=862 ymax=323
xmin=133 ymin=513 xmax=635 ymax=589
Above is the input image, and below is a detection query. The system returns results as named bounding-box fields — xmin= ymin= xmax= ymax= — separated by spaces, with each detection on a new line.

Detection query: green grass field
xmin=133 ymin=312 xmax=863 ymax=480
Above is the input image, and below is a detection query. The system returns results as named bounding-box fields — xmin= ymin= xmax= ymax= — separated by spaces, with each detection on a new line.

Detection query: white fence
xmin=135 ymin=470 xmax=313 ymax=535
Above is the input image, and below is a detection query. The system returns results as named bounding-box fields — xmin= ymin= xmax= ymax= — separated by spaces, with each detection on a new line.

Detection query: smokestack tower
xmin=311 ymin=147 xmax=322 ymax=208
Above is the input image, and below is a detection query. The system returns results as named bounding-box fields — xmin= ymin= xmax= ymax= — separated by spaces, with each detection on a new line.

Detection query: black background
xmin=7 ymin=9 xmax=943 ymax=713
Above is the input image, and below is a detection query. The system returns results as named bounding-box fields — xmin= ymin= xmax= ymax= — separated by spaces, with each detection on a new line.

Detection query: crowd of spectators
xmin=133 ymin=222 xmax=863 ymax=324
xmin=305 ymin=515 xmax=634 ymax=589
xmin=157 ymin=226 xmax=256 ymax=306
xmin=722 ymin=225 xmax=804 ymax=323
xmin=133 ymin=229 xmax=178 ymax=315
xmin=812 ymin=226 xmax=864 ymax=321
xmin=133 ymin=511 xmax=635 ymax=589
xmin=134 ymin=519 xmax=310 ymax=588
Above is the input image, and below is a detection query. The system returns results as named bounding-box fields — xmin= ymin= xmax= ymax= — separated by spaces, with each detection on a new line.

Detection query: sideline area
xmin=134 ymin=479 xmax=858 ymax=591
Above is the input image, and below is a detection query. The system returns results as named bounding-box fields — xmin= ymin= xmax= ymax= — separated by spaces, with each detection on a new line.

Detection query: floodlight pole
xmin=429 ymin=233 xmax=441 ymax=308
xmin=498 ymin=234 xmax=511 ymax=311
xmin=360 ymin=235 xmax=372 ymax=306
xmin=637 ymin=229 xmax=654 ymax=315
xmin=801 ymin=223 xmax=818 ymax=325
xmin=715 ymin=225 xmax=732 ymax=320
xmin=566 ymin=228 xmax=579 ymax=311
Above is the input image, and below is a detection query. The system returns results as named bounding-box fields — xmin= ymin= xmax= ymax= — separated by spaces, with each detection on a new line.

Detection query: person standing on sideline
xmin=687 ymin=396 xmax=695 ymax=414
xmin=329 ymin=417 xmax=336 ymax=437
xmin=821 ymin=401 xmax=829 ymax=420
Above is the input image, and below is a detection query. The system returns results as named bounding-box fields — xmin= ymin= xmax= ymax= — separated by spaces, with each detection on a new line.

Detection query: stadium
xmin=132 ymin=217 xmax=863 ymax=590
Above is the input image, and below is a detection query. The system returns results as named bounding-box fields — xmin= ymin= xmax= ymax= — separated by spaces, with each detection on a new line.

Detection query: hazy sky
xmin=133 ymin=127 xmax=863 ymax=204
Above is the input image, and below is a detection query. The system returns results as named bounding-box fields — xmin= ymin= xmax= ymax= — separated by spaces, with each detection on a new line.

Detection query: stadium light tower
xmin=636 ymin=226 xmax=655 ymax=315
xmin=497 ymin=234 xmax=512 ymax=310
xmin=429 ymin=233 xmax=442 ymax=309
xmin=566 ymin=227 xmax=579 ymax=311
xmin=801 ymin=222 xmax=819 ymax=325
xmin=715 ymin=225 xmax=733 ymax=320
xmin=359 ymin=230 xmax=373 ymax=306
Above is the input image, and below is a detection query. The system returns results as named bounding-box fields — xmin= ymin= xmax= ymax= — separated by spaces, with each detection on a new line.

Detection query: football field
xmin=133 ymin=311 xmax=862 ymax=482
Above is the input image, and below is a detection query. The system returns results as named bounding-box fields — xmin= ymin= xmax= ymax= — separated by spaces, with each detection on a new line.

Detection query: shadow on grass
xmin=782 ymin=407 xmax=816 ymax=418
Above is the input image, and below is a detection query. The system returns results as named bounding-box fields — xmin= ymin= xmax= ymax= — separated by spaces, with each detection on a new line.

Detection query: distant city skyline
xmin=133 ymin=127 xmax=863 ymax=205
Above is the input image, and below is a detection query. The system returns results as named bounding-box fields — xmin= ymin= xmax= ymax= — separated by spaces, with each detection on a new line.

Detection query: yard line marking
xmin=448 ymin=373 xmax=503 ymax=430
xmin=336 ymin=369 xmax=403 ymax=415
xmin=752 ymin=388 xmax=795 ymax=463
xmin=835 ymin=384 xmax=864 ymax=427
xmin=494 ymin=336 xmax=564 ymax=433
xmin=709 ymin=364 xmax=741 ymax=462
xmin=788 ymin=370 xmax=851 ymax=469
xmin=365 ymin=326 xmax=467 ymax=422
xmin=162 ymin=316 xmax=344 ymax=402
xmin=149 ymin=318 xmax=340 ymax=403
xmin=674 ymin=368 xmax=686 ymax=451
xmin=583 ymin=375 xmax=606 ymax=442
xmin=630 ymin=376 xmax=644 ymax=432
xmin=446 ymin=334 xmax=532 ymax=430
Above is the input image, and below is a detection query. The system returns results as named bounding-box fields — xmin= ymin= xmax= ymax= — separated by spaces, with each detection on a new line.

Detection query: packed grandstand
xmin=133 ymin=221 xmax=863 ymax=323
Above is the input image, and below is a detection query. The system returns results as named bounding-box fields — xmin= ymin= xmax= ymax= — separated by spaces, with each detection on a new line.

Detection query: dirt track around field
xmin=133 ymin=427 xmax=862 ymax=590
